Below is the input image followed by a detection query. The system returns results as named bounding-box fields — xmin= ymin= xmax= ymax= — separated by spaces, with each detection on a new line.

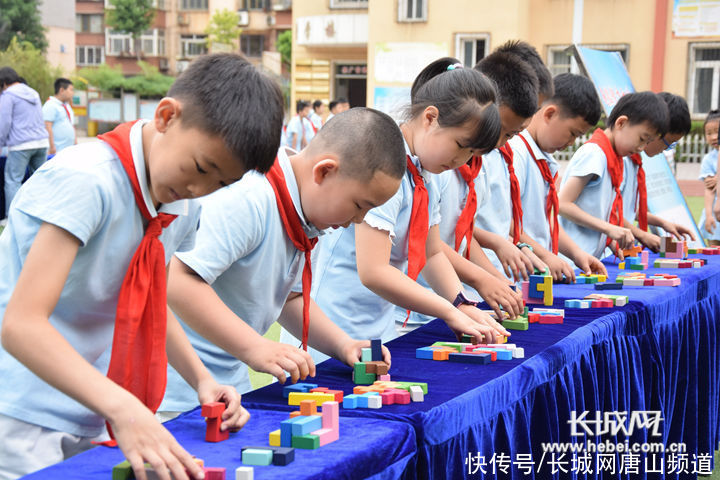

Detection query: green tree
xmin=0 ymin=37 xmax=60 ymax=99
xmin=77 ymin=61 xmax=174 ymax=98
xmin=277 ymin=29 xmax=291 ymax=67
xmin=205 ymin=9 xmax=240 ymax=52
xmin=0 ymin=0 xmax=47 ymax=51
xmin=105 ymin=0 xmax=155 ymax=61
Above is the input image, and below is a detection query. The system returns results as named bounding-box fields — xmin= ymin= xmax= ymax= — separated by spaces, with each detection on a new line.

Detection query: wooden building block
xmin=448 ymin=352 xmax=491 ymax=364
xmin=272 ymin=447 xmax=295 ymax=466
xmin=235 ymin=466 xmax=254 ymax=480
xmin=112 ymin=460 xmax=133 ymax=480
xmin=242 ymin=449 xmax=273 ymax=466
xmin=292 ymin=434 xmax=320 ymax=450
xmin=205 ymin=417 xmax=229 ymax=443
xmin=201 ymin=402 xmax=225 ymax=418
xmin=361 ymin=347 xmax=372 ymax=362
xmin=269 ymin=429 xmax=281 ymax=447
xmin=409 ymin=385 xmax=424 ymax=402
xmin=282 ymin=383 xmax=318 ymax=398
xmin=204 ymin=467 xmax=226 ymax=480
xmin=288 ymin=392 xmax=336 ymax=406
xmin=299 ymin=400 xmax=317 ymax=417
xmin=322 ymin=401 xmax=339 ymax=430
xmin=371 ymin=338 xmax=383 ymax=361
xmin=367 ymin=395 xmax=383 ymax=408
xmin=290 ymin=415 xmax=322 ymax=437
xmin=311 ymin=427 xmax=339 ymax=447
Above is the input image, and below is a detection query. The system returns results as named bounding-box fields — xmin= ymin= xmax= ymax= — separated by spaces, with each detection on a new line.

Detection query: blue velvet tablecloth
xmin=22 ymin=407 xmax=418 ymax=480
xmin=242 ymin=253 xmax=720 ymax=479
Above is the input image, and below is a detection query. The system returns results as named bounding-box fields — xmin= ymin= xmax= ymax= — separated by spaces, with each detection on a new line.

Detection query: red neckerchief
xmin=404 ymin=156 xmax=429 ymax=327
xmin=629 ymin=153 xmax=648 ymax=231
xmin=498 ymin=144 xmax=523 ymax=244
xmin=518 ymin=134 xmax=559 ymax=254
xmin=586 ymin=128 xmax=624 ymax=247
xmin=454 ymin=155 xmax=482 ymax=258
xmin=98 ymin=121 xmax=177 ymax=443
xmin=266 ymin=157 xmax=318 ymax=350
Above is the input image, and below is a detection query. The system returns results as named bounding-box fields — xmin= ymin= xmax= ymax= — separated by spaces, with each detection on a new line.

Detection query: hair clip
xmin=446 ymin=63 xmax=463 ymax=71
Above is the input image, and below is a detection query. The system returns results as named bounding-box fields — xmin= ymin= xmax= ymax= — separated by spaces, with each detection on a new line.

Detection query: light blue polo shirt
xmin=161 ymin=147 xmax=324 ymax=411
xmin=285 ymin=116 xmax=315 ymax=151
xmin=510 ymin=130 xmax=559 ymax=252
xmin=42 ymin=96 xmax=75 ymax=152
xmin=559 ymin=142 xmax=626 ymax=258
xmin=698 ymin=149 xmax=720 ymax=240
xmin=312 ymin=140 xmax=441 ymax=343
xmin=474 ymin=148 xmax=513 ymax=276
xmin=0 ymin=120 xmax=200 ymax=437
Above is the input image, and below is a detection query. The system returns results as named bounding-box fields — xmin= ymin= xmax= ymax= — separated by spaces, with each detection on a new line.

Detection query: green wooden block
xmin=460 ymin=334 xmax=474 ymax=343
xmin=292 ymin=434 xmax=320 ymax=449
xmin=353 ymin=362 xmax=376 ymax=385
xmin=431 ymin=341 xmax=465 ymax=352
xmin=688 ymin=248 xmax=698 ymax=254
xmin=112 ymin=460 xmax=134 ymax=480
xmin=502 ymin=318 xmax=529 ymax=331
xmin=395 ymin=381 xmax=428 ymax=395
xmin=659 ymin=251 xmax=666 ymax=257
xmin=629 ymin=263 xmax=645 ymax=270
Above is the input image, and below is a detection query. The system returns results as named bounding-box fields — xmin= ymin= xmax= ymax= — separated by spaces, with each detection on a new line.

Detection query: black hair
xmin=0 ymin=66 xmax=20 ymax=89
xmin=17 ymin=77 xmax=26 ymax=85
xmin=311 ymin=107 xmax=406 ymax=181
xmin=168 ymin=53 xmax=283 ymax=174
xmin=657 ymin=92 xmax=691 ymax=135
xmin=494 ymin=40 xmax=554 ymax=100
xmin=336 ymin=97 xmax=348 ymax=104
xmin=312 ymin=99 xmax=323 ymax=110
xmin=607 ymin=91 xmax=669 ymax=136
xmin=549 ymin=73 xmax=602 ymax=126
xmin=296 ymin=100 xmax=310 ymax=113
xmin=475 ymin=51 xmax=538 ymax=118
xmin=328 ymin=100 xmax=338 ymax=111
xmin=703 ymin=109 xmax=720 ymax=129
xmin=409 ymin=57 xmax=500 ymax=155
xmin=54 ymin=77 xmax=73 ymax=94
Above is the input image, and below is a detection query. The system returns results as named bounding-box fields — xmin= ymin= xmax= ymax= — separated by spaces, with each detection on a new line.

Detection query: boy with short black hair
xmin=494 ymin=40 xmax=554 ymax=103
xmin=559 ymin=91 xmax=670 ymax=258
xmin=621 ymin=92 xmax=695 ymax=251
xmin=286 ymin=100 xmax=314 ymax=151
xmin=510 ymin=73 xmax=607 ymax=276
xmin=162 ymin=108 xmax=405 ymax=411
xmin=308 ymin=99 xmax=325 ymax=130
xmin=43 ymin=77 xmax=76 ymax=154
xmin=0 ymin=53 xmax=283 ymax=480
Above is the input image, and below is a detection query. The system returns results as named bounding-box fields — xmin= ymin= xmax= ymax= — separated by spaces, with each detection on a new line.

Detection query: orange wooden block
xmin=299 ymin=400 xmax=317 ymax=416
xmin=289 ymin=411 xmax=302 ymax=418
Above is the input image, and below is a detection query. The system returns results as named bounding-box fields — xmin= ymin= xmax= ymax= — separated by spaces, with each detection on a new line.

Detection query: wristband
xmin=452 ymin=291 xmax=477 ymax=308
xmin=516 ymin=242 xmax=533 ymax=252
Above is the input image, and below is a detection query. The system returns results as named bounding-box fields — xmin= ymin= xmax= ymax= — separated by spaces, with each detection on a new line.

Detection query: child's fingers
xmin=168 ymin=442 xmax=203 ymax=480
xmin=268 ymin=364 xmax=287 ymax=384
xmin=224 ymin=405 xmax=251 ymax=433
xmin=128 ymin=454 xmax=149 ymax=480
xmin=381 ymin=346 xmax=391 ymax=368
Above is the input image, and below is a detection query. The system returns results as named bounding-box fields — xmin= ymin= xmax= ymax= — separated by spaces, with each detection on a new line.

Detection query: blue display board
xmin=572 ymin=45 xmax=705 ymax=246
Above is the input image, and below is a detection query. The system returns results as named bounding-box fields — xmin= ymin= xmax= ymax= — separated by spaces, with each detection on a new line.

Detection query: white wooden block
xmin=623 ymin=278 xmax=645 ymax=286
xmin=409 ymin=385 xmax=424 ymax=402
xmin=367 ymin=395 xmax=382 ymax=409
xmin=236 ymin=466 xmax=254 ymax=480
xmin=614 ymin=297 xmax=627 ymax=306
xmin=513 ymin=347 xmax=525 ymax=359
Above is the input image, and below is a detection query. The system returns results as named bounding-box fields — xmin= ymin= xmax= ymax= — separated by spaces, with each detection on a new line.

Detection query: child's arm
xmin=516 ymin=231 xmax=574 ymax=283
xmin=355 ymin=221 xmax=503 ymax=343
xmin=703 ymin=186 xmax=717 ymax=234
xmin=558 ymin=174 xmax=635 ymax=255
xmin=167 ymin=257 xmax=315 ymax=384
xmin=645 ymin=213 xmax=696 ymax=241
xmin=277 ymin=294 xmax=391 ymax=367
xmin=557 ymin=224 xmax=607 ymax=276
xmin=472 ymin=226 xmax=533 ymax=281
xmin=466 ymin=236 xmax=511 ymax=282
xmin=1 ymin=223 xmax=203 ymax=480
xmin=438 ymin=240 xmax=524 ymax=319
xmin=165 ymin=305 xmax=249 ymax=432
xmin=624 ymin=218 xmax=661 ymax=252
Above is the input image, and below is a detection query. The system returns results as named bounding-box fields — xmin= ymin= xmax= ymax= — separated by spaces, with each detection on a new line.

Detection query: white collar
xmin=129 ymin=120 xmax=189 ymax=217
xmin=518 ymin=129 xmax=555 ymax=165
xmin=403 ymin=137 xmax=432 ymax=182
xmin=276 ymin=146 xmax=324 ymax=238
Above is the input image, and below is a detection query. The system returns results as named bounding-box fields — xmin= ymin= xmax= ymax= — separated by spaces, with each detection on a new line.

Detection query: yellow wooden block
xmin=288 ymin=392 xmax=335 ymax=406
xmin=269 ymin=429 xmax=281 ymax=447
xmin=598 ymin=275 xmax=607 ymax=282
xmin=618 ymin=262 xmax=626 ymax=270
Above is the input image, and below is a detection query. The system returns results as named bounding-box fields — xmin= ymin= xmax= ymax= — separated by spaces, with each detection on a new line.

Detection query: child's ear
xmin=423 ymin=106 xmax=439 ymax=128
xmin=312 ymin=156 xmax=341 ymax=185
xmin=543 ymin=105 xmax=558 ymax=123
xmin=154 ymin=97 xmax=182 ymax=133
xmin=613 ymin=115 xmax=629 ymax=130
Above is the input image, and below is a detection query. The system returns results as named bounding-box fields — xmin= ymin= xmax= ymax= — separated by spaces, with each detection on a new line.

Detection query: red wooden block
xmin=643 ymin=279 xmax=654 ymax=286
xmin=204 ymin=467 xmax=226 ymax=480
xmin=324 ymin=389 xmax=344 ymax=402
xmin=393 ymin=390 xmax=411 ymax=405
xmin=473 ymin=349 xmax=497 ymax=361
xmin=201 ymin=402 xmax=225 ymax=418
xmin=528 ymin=313 xmax=540 ymax=323
xmin=538 ymin=314 xmax=563 ymax=324
xmin=591 ymin=299 xmax=613 ymax=308
xmin=310 ymin=387 xmax=328 ymax=393
xmin=381 ymin=391 xmax=395 ymax=405
xmin=205 ymin=417 xmax=229 ymax=442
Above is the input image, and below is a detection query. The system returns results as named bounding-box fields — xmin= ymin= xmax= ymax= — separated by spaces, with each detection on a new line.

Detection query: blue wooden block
xmin=626 ymin=257 xmax=641 ymax=265
xmin=565 ymin=299 xmax=582 ymax=308
xmin=528 ymin=275 xmax=545 ymax=299
xmin=415 ymin=346 xmax=436 ymax=360
xmin=343 ymin=394 xmax=359 ymax=409
xmin=280 ymin=418 xmax=297 ymax=447
xmin=272 ymin=447 xmax=295 ymax=466
xmin=290 ymin=415 xmax=322 ymax=436
xmin=482 ymin=348 xmax=513 ymax=360
xmin=242 ymin=448 xmax=274 ymax=466
xmin=371 ymin=339 xmax=382 ymax=361
xmin=448 ymin=352 xmax=491 ymax=364
xmin=282 ymin=383 xmax=319 ymax=398
xmin=595 ymin=282 xmax=623 ymax=290
xmin=357 ymin=394 xmax=369 ymax=408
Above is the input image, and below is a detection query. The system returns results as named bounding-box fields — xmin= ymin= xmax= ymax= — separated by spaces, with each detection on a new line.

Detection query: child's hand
xmin=542 ymin=254 xmax=576 ymax=284
xmin=470 ymin=277 xmax=524 ymax=320
xmin=493 ymin=241 xmax=534 ymax=282
xmin=458 ymin=304 xmax=510 ymax=339
xmin=521 ymin=248 xmax=549 ymax=276
xmin=606 ymin=225 xmax=634 ymax=250
xmin=659 ymin=220 xmax=696 ymax=242
xmin=573 ymin=252 xmax=607 ymax=277
xmin=443 ymin=308 xmax=498 ymax=344
xmin=636 ymin=230 xmax=661 ymax=253
xmin=339 ymin=340 xmax=391 ymax=368
xmin=714 ymin=201 xmax=720 ymax=223
xmin=704 ymin=176 xmax=717 ymax=192
xmin=242 ymin=337 xmax=315 ymax=384
xmin=705 ymin=216 xmax=716 ymax=234
xmin=110 ymin=398 xmax=204 ymax=480
xmin=196 ymin=378 xmax=250 ymax=433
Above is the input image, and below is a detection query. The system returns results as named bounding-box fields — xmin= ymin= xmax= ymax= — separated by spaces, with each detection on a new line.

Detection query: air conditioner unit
xmin=238 ymin=10 xmax=249 ymax=26
xmin=177 ymin=13 xmax=189 ymax=26
xmin=158 ymin=57 xmax=169 ymax=71
xmin=266 ymin=14 xmax=275 ymax=26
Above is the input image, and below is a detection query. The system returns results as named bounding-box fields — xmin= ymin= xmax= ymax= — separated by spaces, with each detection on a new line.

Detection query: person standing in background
xmin=43 ymin=78 xmax=76 ymax=155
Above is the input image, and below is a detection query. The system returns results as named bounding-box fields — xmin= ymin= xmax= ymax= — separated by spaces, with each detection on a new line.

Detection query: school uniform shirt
xmin=510 ymin=130 xmax=560 ymax=252
xmin=621 ymin=155 xmax=641 ymax=224
xmin=285 ymin=116 xmax=315 ymax=152
xmin=474 ymin=148 xmax=512 ymax=276
xmin=308 ymin=111 xmax=323 ymax=131
xmin=698 ymin=149 xmax=720 ymax=241
xmin=312 ymin=140 xmax=441 ymax=342
xmin=558 ymin=142 xmax=627 ymax=258
xmin=42 ymin=96 xmax=75 ymax=153
xmin=160 ymin=147 xmax=324 ymax=412
xmin=0 ymin=120 xmax=199 ymax=437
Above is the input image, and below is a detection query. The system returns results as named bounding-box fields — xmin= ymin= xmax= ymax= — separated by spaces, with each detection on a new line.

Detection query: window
xmin=180 ymin=34 xmax=208 ymax=57
xmin=75 ymin=14 xmax=103 ymax=33
xmin=329 ymin=0 xmax=368 ymax=8
xmin=455 ymin=34 xmax=488 ymax=67
xmin=688 ymin=43 xmax=720 ymax=116
xmin=107 ymin=29 xmax=164 ymax=56
xmin=181 ymin=0 xmax=207 ymax=10
xmin=107 ymin=31 xmax=133 ymax=55
xmin=547 ymin=44 xmax=629 ymax=77
xmin=76 ymin=46 xmax=104 ymax=66
xmin=240 ymin=34 xmax=264 ymax=57
xmin=398 ymin=0 xmax=426 ymax=22
xmin=241 ymin=0 xmax=267 ymax=9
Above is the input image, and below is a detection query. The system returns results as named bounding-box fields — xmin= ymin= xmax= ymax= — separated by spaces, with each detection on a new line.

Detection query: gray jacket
xmin=0 ymin=83 xmax=49 ymax=148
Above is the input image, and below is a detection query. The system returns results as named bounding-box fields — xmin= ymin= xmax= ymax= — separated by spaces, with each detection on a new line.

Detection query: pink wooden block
xmin=653 ymin=278 xmax=674 ymax=286
xmin=393 ymin=390 xmax=411 ymax=405
xmin=204 ymin=467 xmax=226 ymax=480
xmin=381 ymin=391 xmax=395 ymax=405
xmin=378 ymin=374 xmax=391 ymax=381
xmin=311 ymin=427 xmax=339 ymax=446
xmin=321 ymin=401 xmax=339 ymax=431
xmin=538 ymin=314 xmax=563 ymax=324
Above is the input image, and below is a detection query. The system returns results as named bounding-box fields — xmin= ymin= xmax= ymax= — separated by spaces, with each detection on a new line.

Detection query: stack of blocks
xmin=584 ymin=293 xmax=628 ymax=306
xmin=345 ymin=380 xmax=428 ymax=407
xmin=202 ymin=402 xmax=229 ymax=443
xmin=575 ymin=273 xmax=607 ymax=284
xmin=521 ymin=274 xmax=553 ymax=306
xmin=654 ymin=258 xmax=704 ymax=268
xmin=353 ymin=339 xmax=388 ymax=385
xmin=690 ymin=246 xmax=720 ymax=255
xmin=415 ymin=341 xmax=524 ymax=364
xmin=659 ymin=237 xmax=687 ymax=259
xmin=242 ymin=445 xmax=296 ymax=466
xmin=113 ymin=458 xmax=215 ymax=480
xmin=273 ymin=400 xmax=339 ymax=450
xmin=618 ymin=250 xmax=649 ymax=270
xmin=528 ymin=307 xmax=564 ymax=324
xmin=616 ymin=272 xmax=681 ymax=287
